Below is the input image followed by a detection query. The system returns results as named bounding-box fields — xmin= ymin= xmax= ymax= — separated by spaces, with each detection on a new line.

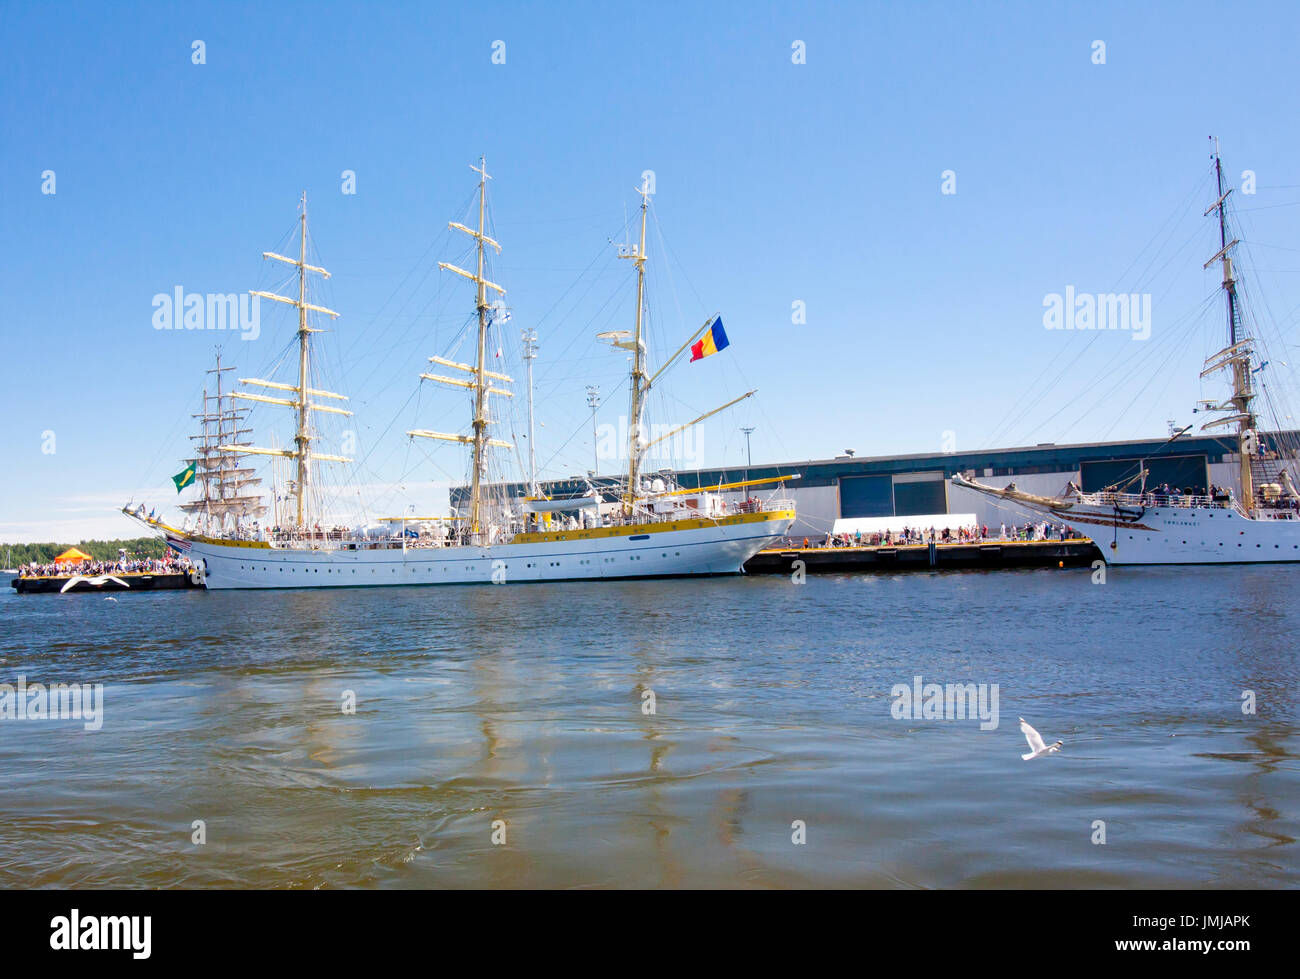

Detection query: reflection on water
xmin=0 ymin=566 xmax=1296 ymax=888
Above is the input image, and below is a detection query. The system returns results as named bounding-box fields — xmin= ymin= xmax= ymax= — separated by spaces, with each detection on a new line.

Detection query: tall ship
xmin=956 ymin=142 xmax=1300 ymax=564
xmin=180 ymin=349 xmax=267 ymax=536
xmin=125 ymin=163 xmax=795 ymax=588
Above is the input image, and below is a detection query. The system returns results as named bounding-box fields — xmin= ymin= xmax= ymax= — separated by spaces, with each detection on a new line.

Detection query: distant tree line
xmin=1 ymin=537 xmax=168 ymax=566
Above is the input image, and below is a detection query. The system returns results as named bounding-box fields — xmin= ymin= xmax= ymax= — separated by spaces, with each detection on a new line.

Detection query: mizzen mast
xmin=1199 ymin=138 xmax=1257 ymax=509
xmin=221 ymin=195 xmax=352 ymax=529
xmin=620 ymin=185 xmax=651 ymax=512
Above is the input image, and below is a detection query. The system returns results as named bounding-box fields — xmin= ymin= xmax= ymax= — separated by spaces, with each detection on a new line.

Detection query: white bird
xmin=60 ymin=574 xmax=130 ymax=594
xmin=103 ymin=596 xmax=118 ymax=603
xmin=1020 ymin=717 xmax=1063 ymax=761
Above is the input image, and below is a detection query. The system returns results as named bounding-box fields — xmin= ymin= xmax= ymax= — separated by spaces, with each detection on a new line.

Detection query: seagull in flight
xmin=60 ymin=574 xmax=129 ymax=594
xmin=1020 ymin=717 xmax=1063 ymax=761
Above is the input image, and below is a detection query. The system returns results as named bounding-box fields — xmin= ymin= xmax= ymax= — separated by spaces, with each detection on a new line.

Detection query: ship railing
xmin=718 ymin=498 xmax=795 ymax=516
xmin=269 ymin=533 xmax=453 ymax=550
xmin=1082 ymin=491 xmax=1230 ymax=509
xmin=1255 ymin=504 xmax=1300 ymax=520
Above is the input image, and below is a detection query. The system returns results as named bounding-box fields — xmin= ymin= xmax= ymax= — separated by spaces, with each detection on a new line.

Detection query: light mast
xmin=522 ymin=327 xmax=538 ymax=496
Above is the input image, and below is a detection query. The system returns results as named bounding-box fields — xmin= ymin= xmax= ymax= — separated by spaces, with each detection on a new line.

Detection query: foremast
xmin=407 ymin=157 xmax=515 ymax=543
xmin=219 ymin=195 xmax=353 ymax=530
xmin=1200 ymin=139 xmax=1257 ymax=509
xmin=181 ymin=349 xmax=263 ymax=534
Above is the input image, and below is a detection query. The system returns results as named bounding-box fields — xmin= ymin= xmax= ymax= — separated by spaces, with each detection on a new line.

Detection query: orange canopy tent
xmin=53 ymin=547 xmax=93 ymax=565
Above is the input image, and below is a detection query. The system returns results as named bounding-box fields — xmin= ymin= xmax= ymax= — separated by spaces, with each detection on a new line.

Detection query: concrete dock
xmin=744 ymin=538 xmax=1101 ymax=574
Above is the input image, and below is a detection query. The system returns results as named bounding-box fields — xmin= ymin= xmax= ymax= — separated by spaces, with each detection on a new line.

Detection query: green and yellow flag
xmin=172 ymin=462 xmax=197 ymax=493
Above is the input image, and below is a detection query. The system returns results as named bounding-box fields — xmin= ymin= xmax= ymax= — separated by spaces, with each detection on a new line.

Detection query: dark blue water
xmin=1 ymin=566 xmax=1296 ymax=888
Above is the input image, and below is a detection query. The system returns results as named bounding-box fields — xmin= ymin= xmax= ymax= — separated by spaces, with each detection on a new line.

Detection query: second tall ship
xmin=956 ymin=142 xmax=1300 ymax=564
xmin=126 ymin=162 xmax=795 ymax=588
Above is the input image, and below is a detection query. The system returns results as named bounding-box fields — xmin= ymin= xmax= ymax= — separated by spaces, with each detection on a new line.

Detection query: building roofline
xmin=690 ymin=431 xmax=1284 ymax=475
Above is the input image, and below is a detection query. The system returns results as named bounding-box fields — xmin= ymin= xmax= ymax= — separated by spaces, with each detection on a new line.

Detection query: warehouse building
xmin=460 ymin=431 xmax=1298 ymax=538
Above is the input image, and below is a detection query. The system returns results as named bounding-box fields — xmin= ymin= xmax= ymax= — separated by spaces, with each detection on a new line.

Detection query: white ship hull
xmin=1048 ymin=502 xmax=1300 ymax=565
xmin=168 ymin=510 xmax=795 ymax=589
xmin=951 ymin=476 xmax=1300 ymax=565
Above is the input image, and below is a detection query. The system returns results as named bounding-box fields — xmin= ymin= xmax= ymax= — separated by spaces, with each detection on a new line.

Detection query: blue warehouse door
xmin=839 ymin=475 xmax=893 ymax=518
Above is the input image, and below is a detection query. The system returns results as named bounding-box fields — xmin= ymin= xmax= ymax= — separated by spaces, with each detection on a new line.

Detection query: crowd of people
xmin=1092 ymin=482 xmax=1227 ymax=506
xmin=18 ymin=555 xmax=192 ymax=579
xmin=1095 ymin=480 xmax=1299 ymax=511
xmin=786 ymin=521 xmax=1081 ymax=549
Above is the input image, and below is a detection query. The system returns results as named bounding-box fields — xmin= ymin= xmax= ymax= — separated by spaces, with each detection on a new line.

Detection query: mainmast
xmin=1213 ymin=146 xmax=1241 ymax=348
xmin=408 ymin=158 xmax=514 ymax=543
xmin=294 ymin=201 xmax=311 ymax=524
xmin=223 ymin=196 xmax=353 ymax=530
xmin=620 ymin=186 xmax=651 ymax=512
xmin=1201 ymin=139 xmax=1256 ymax=508
xmin=469 ymin=159 xmax=491 ymax=534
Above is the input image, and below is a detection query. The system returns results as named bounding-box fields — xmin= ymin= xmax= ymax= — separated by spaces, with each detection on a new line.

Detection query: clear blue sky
xmin=3 ymin=0 xmax=1300 ymax=541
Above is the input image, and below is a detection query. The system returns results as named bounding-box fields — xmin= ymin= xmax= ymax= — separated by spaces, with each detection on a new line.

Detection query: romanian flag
xmin=689 ymin=317 xmax=730 ymax=362
xmin=172 ymin=462 xmax=196 ymax=493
